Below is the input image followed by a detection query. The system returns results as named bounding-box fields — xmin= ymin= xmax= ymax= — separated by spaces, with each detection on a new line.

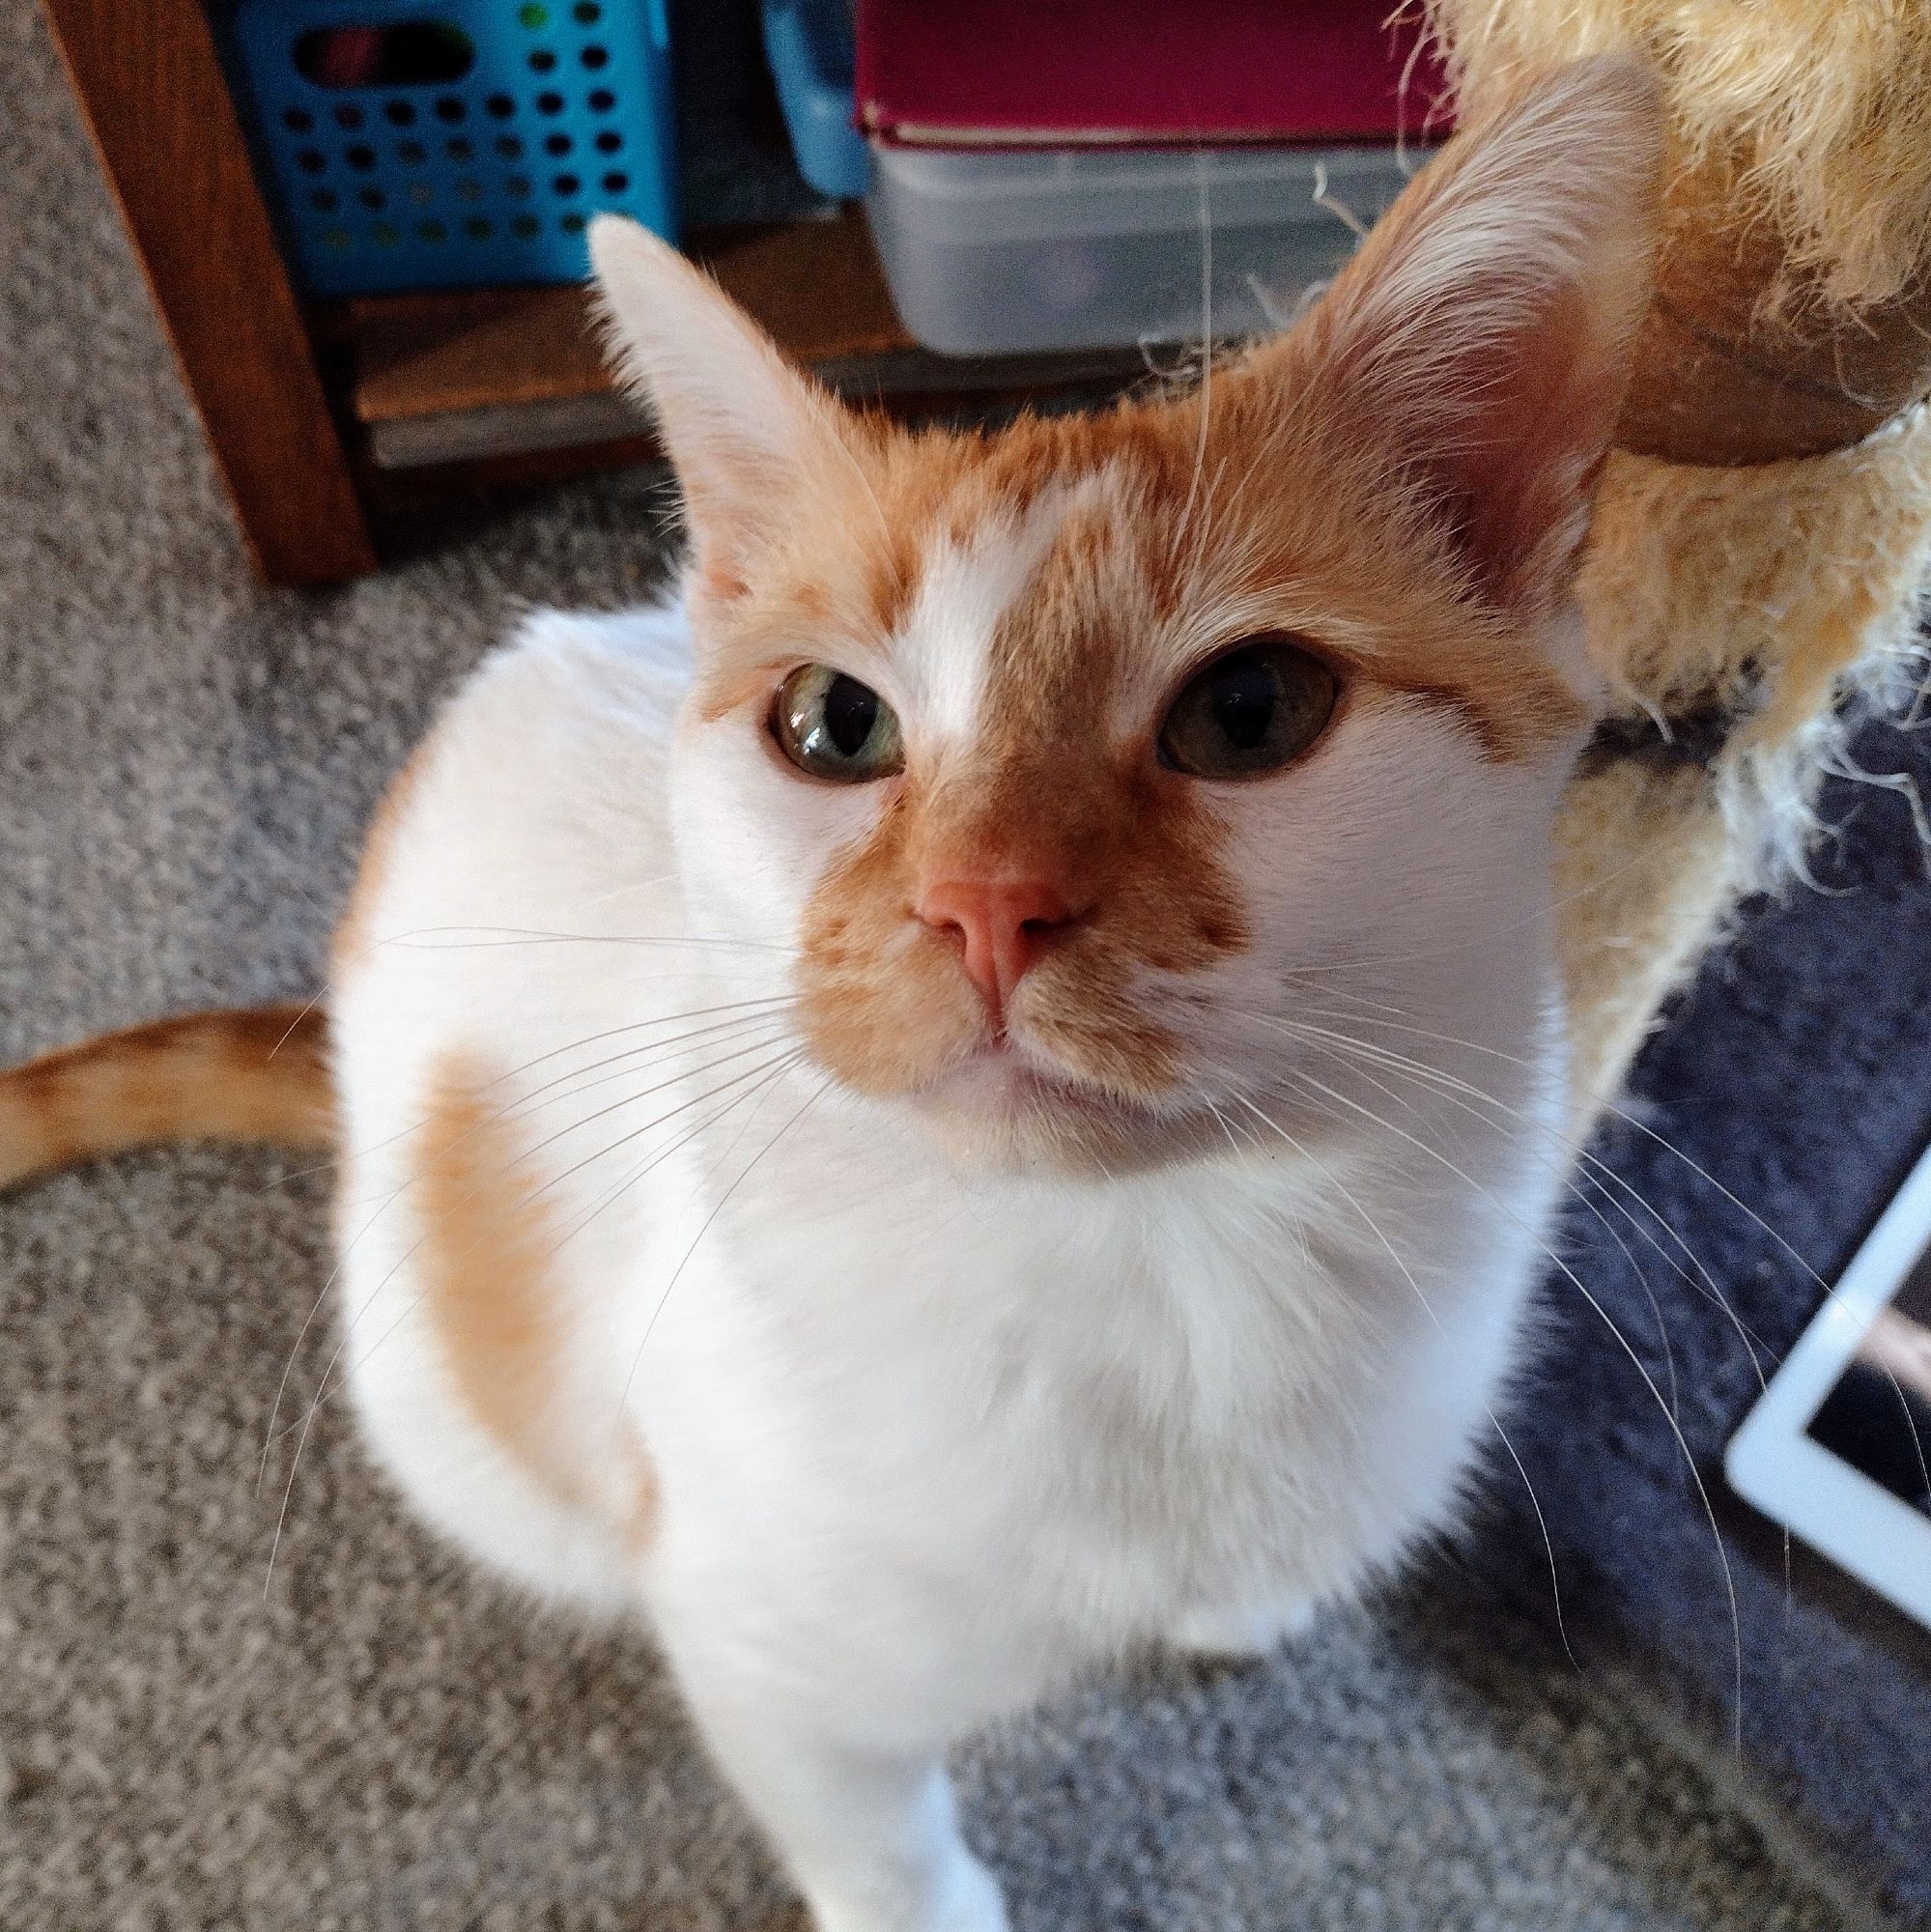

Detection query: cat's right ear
xmin=590 ymin=215 xmax=854 ymax=601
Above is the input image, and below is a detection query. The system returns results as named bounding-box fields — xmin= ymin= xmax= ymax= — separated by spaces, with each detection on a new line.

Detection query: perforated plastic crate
xmin=225 ymin=0 xmax=676 ymax=297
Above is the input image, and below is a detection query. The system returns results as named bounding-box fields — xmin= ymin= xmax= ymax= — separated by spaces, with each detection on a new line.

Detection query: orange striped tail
xmin=0 ymin=1005 xmax=333 ymax=1192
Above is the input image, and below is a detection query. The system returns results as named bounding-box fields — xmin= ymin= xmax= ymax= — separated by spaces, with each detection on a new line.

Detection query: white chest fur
xmin=634 ymin=1100 xmax=1544 ymax=1683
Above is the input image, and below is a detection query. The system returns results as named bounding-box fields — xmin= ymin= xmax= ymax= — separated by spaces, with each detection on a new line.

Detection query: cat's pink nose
xmin=916 ymin=876 xmax=1081 ymax=1021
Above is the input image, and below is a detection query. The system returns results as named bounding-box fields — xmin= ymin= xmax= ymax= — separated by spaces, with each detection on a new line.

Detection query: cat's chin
xmin=904 ymin=1044 xmax=1215 ymax=1178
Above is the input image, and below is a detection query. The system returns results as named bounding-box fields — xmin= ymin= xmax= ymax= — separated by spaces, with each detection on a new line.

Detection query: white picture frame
xmin=1724 ymin=1141 xmax=1931 ymax=1628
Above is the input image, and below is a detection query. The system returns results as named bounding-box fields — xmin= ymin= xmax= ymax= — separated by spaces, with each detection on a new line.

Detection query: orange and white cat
xmin=2 ymin=62 xmax=1659 ymax=1932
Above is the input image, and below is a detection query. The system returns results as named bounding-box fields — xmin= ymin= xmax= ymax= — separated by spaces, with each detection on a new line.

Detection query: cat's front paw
xmin=1166 ymin=1600 xmax=1316 ymax=1662
xmin=930 ymin=1850 xmax=1010 ymax=1932
xmin=807 ymin=1847 xmax=1008 ymax=1932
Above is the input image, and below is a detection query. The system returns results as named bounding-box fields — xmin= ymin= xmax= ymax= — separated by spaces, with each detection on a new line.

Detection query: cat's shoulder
xmin=333 ymin=596 xmax=696 ymax=977
xmin=449 ymin=596 xmax=695 ymax=749
xmin=389 ymin=596 xmax=694 ymax=837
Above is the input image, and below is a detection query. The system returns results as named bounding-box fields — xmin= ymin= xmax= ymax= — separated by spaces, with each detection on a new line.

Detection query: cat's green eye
xmin=771 ymin=665 xmax=905 ymax=782
xmin=1158 ymin=638 xmax=1338 ymax=781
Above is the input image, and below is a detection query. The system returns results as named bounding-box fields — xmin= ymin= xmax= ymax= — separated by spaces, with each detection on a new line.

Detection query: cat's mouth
xmin=897 ymin=1033 xmax=1225 ymax=1176
xmin=930 ymin=1037 xmax=1154 ymax=1128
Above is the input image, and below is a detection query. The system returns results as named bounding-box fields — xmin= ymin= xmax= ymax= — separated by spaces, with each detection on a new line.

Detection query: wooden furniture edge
xmin=40 ymin=0 xmax=376 ymax=584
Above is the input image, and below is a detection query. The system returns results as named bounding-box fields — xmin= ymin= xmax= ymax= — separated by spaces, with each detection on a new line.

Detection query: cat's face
xmin=661 ymin=407 xmax=1591 ymax=1173
xmin=595 ymin=60 xmax=1661 ymax=1172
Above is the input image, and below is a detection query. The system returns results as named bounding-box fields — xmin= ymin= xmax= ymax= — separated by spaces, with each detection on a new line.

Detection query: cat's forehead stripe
xmin=889 ymin=487 xmax=1081 ymax=745
xmin=698 ymin=397 xmax=1585 ymax=765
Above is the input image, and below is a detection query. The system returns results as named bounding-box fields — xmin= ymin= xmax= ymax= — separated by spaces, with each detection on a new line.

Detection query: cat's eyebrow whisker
xmin=1168 ymin=162 xmax=1215 ymax=584
xmin=820 ymin=399 xmax=895 ymax=562
xmin=1178 ymin=455 xmax=1233 ymax=612
xmin=1220 ymin=1084 xmax=1578 ymax=1670
xmin=1248 ymin=1058 xmax=1746 ymax=1752
xmin=1188 ymin=432 xmax=1282 ymax=588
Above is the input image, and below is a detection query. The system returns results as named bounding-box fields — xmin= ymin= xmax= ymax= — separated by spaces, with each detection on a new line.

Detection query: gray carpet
xmin=0 ymin=3 xmax=1855 ymax=1926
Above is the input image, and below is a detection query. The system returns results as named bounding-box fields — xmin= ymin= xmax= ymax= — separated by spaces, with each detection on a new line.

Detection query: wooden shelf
xmin=339 ymin=209 xmax=1144 ymax=471
xmin=40 ymin=0 xmax=1150 ymax=583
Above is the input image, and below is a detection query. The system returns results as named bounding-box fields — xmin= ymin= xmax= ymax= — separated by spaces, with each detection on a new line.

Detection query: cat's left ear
xmin=590 ymin=215 xmax=855 ymax=601
xmin=1262 ymin=56 xmax=1664 ymax=621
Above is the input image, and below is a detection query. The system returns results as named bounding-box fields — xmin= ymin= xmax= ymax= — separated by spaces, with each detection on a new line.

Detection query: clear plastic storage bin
xmin=866 ymin=142 xmax=1422 ymax=356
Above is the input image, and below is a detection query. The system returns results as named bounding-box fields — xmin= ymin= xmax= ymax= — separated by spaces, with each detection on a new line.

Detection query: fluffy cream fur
xmin=1558 ymin=405 xmax=1931 ymax=1122
xmin=1424 ymin=0 xmax=1931 ymax=314
xmin=1423 ymin=1 xmax=1931 ymax=1119
xmin=1586 ymin=408 xmax=1931 ymax=861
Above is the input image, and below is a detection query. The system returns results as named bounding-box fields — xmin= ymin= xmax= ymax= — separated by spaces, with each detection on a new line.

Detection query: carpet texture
xmin=0 ymin=0 xmax=1894 ymax=1924
xmin=1455 ymin=712 xmax=1931 ymax=1931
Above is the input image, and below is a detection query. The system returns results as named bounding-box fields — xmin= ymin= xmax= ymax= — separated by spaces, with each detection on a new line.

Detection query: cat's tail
xmin=0 ymin=1005 xmax=333 ymax=1192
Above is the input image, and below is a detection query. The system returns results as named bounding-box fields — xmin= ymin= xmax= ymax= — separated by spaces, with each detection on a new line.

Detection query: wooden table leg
xmin=41 ymin=0 xmax=378 ymax=585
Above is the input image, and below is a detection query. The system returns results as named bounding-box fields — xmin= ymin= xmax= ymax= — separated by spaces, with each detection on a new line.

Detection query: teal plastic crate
xmin=226 ymin=0 xmax=676 ymax=296
xmin=760 ymin=0 xmax=867 ymax=200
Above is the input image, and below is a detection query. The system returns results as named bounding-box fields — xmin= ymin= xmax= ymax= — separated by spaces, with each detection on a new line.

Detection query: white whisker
xmin=618 ymin=1071 xmax=831 ymax=1410
xmin=263 ymin=1037 xmax=804 ymax=1590
xmin=1225 ymin=1088 xmax=1577 ymax=1667
xmin=1251 ymin=1056 xmax=1746 ymax=1751
xmin=1247 ymin=1011 xmax=1686 ymax=1424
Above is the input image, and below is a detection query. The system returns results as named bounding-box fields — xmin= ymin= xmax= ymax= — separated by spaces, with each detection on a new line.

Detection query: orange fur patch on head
xmin=695 ymin=375 xmax=1588 ymax=769
xmin=776 ymin=377 xmax=1588 ymax=1125
xmin=412 ymin=1048 xmax=658 ymax=1537
xmin=1175 ymin=380 xmax=1593 ymax=761
xmin=797 ymin=790 xmax=983 ymax=1096
xmin=718 ymin=291 xmax=1605 ymax=1146
xmin=792 ymin=451 xmax=1255 ymax=1112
